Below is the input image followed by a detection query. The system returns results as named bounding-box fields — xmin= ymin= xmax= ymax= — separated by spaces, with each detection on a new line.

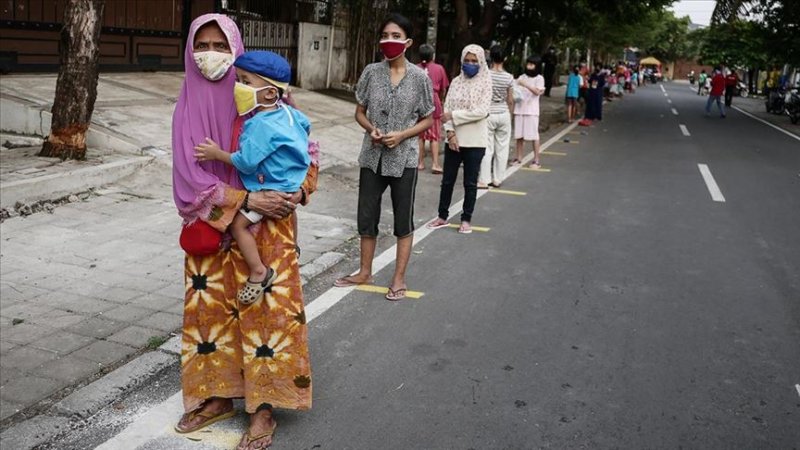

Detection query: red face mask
xmin=380 ymin=39 xmax=408 ymax=60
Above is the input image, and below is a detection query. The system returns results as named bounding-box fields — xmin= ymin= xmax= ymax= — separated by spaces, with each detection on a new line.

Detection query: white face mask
xmin=193 ymin=51 xmax=234 ymax=81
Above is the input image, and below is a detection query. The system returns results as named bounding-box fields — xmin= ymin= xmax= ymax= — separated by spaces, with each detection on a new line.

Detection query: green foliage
xmin=146 ymin=335 xmax=168 ymax=349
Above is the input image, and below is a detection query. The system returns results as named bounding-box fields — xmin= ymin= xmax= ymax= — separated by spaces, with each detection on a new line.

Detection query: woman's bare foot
xmin=333 ymin=272 xmax=373 ymax=287
xmin=237 ymin=409 xmax=277 ymax=450
xmin=175 ymin=397 xmax=233 ymax=433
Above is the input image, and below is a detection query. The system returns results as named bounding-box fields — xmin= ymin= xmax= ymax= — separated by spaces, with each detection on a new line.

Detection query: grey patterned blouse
xmin=355 ymin=60 xmax=435 ymax=178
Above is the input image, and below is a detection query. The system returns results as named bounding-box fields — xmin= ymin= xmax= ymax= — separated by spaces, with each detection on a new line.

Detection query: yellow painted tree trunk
xmin=39 ymin=0 xmax=105 ymax=161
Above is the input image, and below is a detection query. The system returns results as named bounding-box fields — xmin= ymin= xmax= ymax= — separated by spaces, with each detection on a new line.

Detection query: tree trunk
xmin=39 ymin=0 xmax=105 ymax=161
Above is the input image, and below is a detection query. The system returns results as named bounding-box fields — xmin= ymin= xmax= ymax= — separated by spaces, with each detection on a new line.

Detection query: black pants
xmin=437 ymin=145 xmax=485 ymax=223
xmin=724 ymin=85 xmax=735 ymax=107
xmin=544 ymin=72 xmax=554 ymax=97
xmin=358 ymin=167 xmax=418 ymax=237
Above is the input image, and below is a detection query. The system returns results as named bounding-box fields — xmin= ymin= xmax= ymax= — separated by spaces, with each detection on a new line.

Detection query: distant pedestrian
xmin=541 ymin=46 xmax=557 ymax=97
xmin=697 ymin=69 xmax=707 ymax=95
xmin=477 ymin=44 xmax=514 ymax=189
xmin=513 ymin=56 xmax=545 ymax=168
xmin=334 ymin=13 xmax=434 ymax=301
xmin=417 ymin=43 xmax=449 ymax=174
xmin=565 ymin=65 xmax=581 ymax=122
xmin=724 ymin=67 xmax=739 ymax=107
xmin=584 ymin=63 xmax=605 ymax=122
xmin=578 ymin=62 xmax=589 ymax=114
xmin=427 ymin=43 xmax=492 ymax=234
xmin=706 ymin=67 xmax=726 ymax=118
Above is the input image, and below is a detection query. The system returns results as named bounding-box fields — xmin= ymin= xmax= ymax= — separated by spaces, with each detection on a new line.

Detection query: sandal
xmin=431 ymin=167 xmax=443 ymax=174
xmin=530 ymin=161 xmax=541 ymax=169
xmin=426 ymin=218 xmax=449 ymax=230
xmin=237 ymin=420 xmax=277 ymax=450
xmin=511 ymin=159 xmax=522 ymax=166
xmin=237 ymin=268 xmax=276 ymax=305
xmin=175 ymin=406 xmax=236 ymax=434
xmin=333 ymin=275 xmax=372 ymax=288
xmin=477 ymin=183 xmax=490 ymax=190
xmin=458 ymin=222 xmax=473 ymax=234
xmin=385 ymin=287 xmax=407 ymax=301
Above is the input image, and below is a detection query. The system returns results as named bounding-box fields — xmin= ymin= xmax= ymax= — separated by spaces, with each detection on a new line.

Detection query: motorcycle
xmin=688 ymin=73 xmax=695 ymax=85
xmin=766 ymin=87 xmax=786 ymax=114
xmin=736 ymin=81 xmax=748 ymax=98
xmin=784 ymin=86 xmax=800 ymax=124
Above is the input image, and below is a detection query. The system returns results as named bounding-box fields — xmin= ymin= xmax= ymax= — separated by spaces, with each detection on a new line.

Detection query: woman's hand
xmin=370 ymin=128 xmax=384 ymax=144
xmin=381 ymin=131 xmax=406 ymax=149
xmin=248 ymin=191 xmax=296 ymax=220
xmin=194 ymin=138 xmax=224 ymax=162
xmin=446 ymin=131 xmax=459 ymax=152
xmin=441 ymin=112 xmax=453 ymax=123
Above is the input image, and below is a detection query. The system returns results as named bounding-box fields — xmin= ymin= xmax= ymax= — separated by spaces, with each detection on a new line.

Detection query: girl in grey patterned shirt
xmin=332 ymin=13 xmax=434 ymax=301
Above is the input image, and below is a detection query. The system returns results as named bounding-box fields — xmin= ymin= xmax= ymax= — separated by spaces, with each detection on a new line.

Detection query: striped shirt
xmin=489 ymin=69 xmax=514 ymax=114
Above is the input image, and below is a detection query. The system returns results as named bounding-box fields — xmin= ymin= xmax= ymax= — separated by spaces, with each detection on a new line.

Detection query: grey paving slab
xmin=0 ymin=399 xmax=22 ymax=421
xmin=0 ymin=346 xmax=58 ymax=371
xmin=65 ymin=316 xmax=127 ymax=339
xmin=0 ymin=322 xmax=55 ymax=345
xmin=24 ymin=307 xmax=89 ymax=329
xmin=35 ymin=292 xmax=117 ymax=315
xmin=69 ymin=340 xmax=136 ymax=366
xmin=108 ymin=326 xmax=165 ymax=348
xmin=0 ymin=414 xmax=70 ymax=449
xmin=0 ymin=282 xmax=48 ymax=304
xmin=0 ymin=367 xmax=24 ymax=385
xmin=0 ymin=340 xmax=17 ymax=355
xmin=0 ymin=302 xmax=54 ymax=323
xmin=136 ymin=312 xmax=182 ymax=333
xmin=34 ymin=355 xmax=102 ymax=384
xmin=0 ymin=374 xmax=63 ymax=405
xmin=127 ymin=292 xmax=183 ymax=311
xmin=30 ymin=331 xmax=96 ymax=355
xmin=100 ymin=304 xmax=156 ymax=323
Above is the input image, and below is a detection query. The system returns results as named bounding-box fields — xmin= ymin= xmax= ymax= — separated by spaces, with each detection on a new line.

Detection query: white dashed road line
xmin=667 ymin=99 xmax=672 ymax=104
xmin=697 ymin=163 xmax=726 ymax=202
xmin=679 ymin=124 xmax=691 ymax=136
xmin=671 ymin=108 xmax=678 ymax=116
xmin=795 ymin=384 xmax=800 ymax=398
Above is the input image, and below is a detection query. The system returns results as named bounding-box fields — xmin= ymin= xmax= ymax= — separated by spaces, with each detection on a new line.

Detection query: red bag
xmin=179 ymin=220 xmax=222 ymax=256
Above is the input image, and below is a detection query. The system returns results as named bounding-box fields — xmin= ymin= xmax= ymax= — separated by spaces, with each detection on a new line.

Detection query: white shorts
xmin=514 ymin=114 xmax=539 ymax=141
xmin=239 ymin=208 xmax=263 ymax=223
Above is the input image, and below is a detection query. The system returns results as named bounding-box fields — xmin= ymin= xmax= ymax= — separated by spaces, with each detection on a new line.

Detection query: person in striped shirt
xmin=478 ymin=45 xmax=515 ymax=188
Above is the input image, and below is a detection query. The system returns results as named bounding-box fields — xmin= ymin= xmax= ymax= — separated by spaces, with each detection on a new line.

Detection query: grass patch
xmin=146 ymin=335 xmax=168 ymax=349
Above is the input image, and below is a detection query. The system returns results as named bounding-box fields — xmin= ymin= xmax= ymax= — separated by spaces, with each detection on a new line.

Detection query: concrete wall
xmin=297 ymin=22 xmax=347 ymax=90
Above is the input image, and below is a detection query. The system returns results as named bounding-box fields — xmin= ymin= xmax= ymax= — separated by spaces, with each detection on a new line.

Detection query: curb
xmin=0 ymin=155 xmax=153 ymax=209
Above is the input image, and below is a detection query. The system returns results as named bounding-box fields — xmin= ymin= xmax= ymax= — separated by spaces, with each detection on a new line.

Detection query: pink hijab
xmin=172 ymin=14 xmax=244 ymax=221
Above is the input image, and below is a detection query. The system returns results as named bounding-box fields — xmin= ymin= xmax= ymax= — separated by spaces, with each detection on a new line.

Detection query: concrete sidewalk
xmin=0 ymin=71 xmax=570 ymax=446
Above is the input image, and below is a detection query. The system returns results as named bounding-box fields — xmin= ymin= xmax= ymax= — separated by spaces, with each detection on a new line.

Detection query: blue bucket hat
xmin=234 ymin=50 xmax=291 ymax=90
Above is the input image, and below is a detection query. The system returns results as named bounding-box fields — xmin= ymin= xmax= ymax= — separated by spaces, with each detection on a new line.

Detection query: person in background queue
xmin=417 ymin=43 xmax=449 ymax=174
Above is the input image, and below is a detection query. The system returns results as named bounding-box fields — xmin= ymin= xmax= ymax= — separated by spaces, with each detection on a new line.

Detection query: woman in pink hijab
xmin=172 ymin=14 xmax=318 ymax=449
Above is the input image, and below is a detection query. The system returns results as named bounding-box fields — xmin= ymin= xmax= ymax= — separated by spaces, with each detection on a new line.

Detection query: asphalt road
xmin=84 ymin=83 xmax=800 ymax=449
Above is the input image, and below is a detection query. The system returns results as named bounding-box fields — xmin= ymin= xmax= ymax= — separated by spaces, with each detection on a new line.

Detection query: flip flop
xmin=458 ymin=223 xmax=473 ymax=234
xmin=237 ymin=420 xmax=277 ymax=450
xmin=175 ymin=408 xmax=236 ymax=434
xmin=333 ymin=276 xmax=372 ymax=288
xmin=426 ymin=219 xmax=450 ymax=230
xmin=477 ymin=184 xmax=490 ymax=190
xmin=431 ymin=167 xmax=443 ymax=174
xmin=385 ymin=287 xmax=407 ymax=301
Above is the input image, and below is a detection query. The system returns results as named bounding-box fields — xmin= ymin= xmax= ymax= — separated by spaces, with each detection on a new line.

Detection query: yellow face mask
xmin=233 ymin=82 xmax=278 ymax=115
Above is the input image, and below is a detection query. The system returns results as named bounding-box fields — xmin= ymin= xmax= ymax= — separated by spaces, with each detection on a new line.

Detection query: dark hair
xmin=489 ymin=45 xmax=505 ymax=64
xmin=379 ymin=13 xmax=413 ymax=39
xmin=419 ymin=44 xmax=434 ymax=63
xmin=572 ymin=65 xmax=580 ymax=74
xmin=525 ymin=55 xmax=542 ymax=75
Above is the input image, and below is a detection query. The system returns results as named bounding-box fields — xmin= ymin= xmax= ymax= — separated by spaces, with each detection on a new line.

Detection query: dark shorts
xmin=565 ymin=96 xmax=577 ymax=104
xmin=357 ymin=167 xmax=418 ymax=238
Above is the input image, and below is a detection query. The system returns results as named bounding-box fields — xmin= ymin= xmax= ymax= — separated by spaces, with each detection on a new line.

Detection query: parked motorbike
xmin=766 ymin=87 xmax=786 ymax=114
xmin=736 ymin=81 xmax=748 ymax=98
xmin=688 ymin=73 xmax=695 ymax=85
xmin=784 ymin=86 xmax=800 ymax=124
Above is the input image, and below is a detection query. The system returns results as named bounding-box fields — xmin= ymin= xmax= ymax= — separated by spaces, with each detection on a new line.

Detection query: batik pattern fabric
xmin=181 ymin=163 xmax=318 ymax=414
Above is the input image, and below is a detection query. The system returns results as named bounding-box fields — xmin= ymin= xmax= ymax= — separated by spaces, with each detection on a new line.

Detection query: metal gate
xmin=238 ymin=19 xmax=297 ymax=84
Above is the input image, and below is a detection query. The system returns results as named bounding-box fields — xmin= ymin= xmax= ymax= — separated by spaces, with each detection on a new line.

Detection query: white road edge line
xmin=663 ymin=92 xmax=669 ymax=97
xmin=660 ymin=84 xmax=665 ymax=92
xmin=667 ymin=99 xmax=672 ymax=104
xmin=96 ymin=119 xmax=584 ymax=450
xmin=697 ymin=163 xmax=726 ymax=202
xmin=795 ymin=384 xmax=800 ymax=398
xmin=671 ymin=108 xmax=678 ymax=116
xmin=679 ymin=124 xmax=691 ymax=136
xmin=732 ymin=105 xmax=800 ymax=142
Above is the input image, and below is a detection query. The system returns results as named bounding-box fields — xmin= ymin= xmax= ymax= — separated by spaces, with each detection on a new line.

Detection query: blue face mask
xmin=462 ymin=62 xmax=480 ymax=78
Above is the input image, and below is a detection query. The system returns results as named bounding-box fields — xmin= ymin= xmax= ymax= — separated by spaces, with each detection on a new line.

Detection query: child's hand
xmin=370 ymin=128 xmax=383 ymax=144
xmin=194 ymin=138 xmax=223 ymax=162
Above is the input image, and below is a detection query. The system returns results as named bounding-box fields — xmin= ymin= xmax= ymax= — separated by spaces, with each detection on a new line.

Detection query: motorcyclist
xmin=697 ymin=69 xmax=707 ymax=95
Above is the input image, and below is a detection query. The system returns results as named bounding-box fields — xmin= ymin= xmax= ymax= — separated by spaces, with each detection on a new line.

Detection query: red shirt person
xmin=710 ymin=71 xmax=725 ymax=96
xmin=724 ymin=69 xmax=739 ymax=107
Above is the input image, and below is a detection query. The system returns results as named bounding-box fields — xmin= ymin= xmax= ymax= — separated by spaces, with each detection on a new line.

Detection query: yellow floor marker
xmin=446 ymin=223 xmax=491 ymax=232
xmin=564 ymin=140 xmax=580 ymax=144
xmin=541 ymin=151 xmax=567 ymax=156
xmin=487 ymin=188 xmax=527 ymax=196
xmin=520 ymin=167 xmax=551 ymax=172
xmin=355 ymin=284 xmax=425 ymax=299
